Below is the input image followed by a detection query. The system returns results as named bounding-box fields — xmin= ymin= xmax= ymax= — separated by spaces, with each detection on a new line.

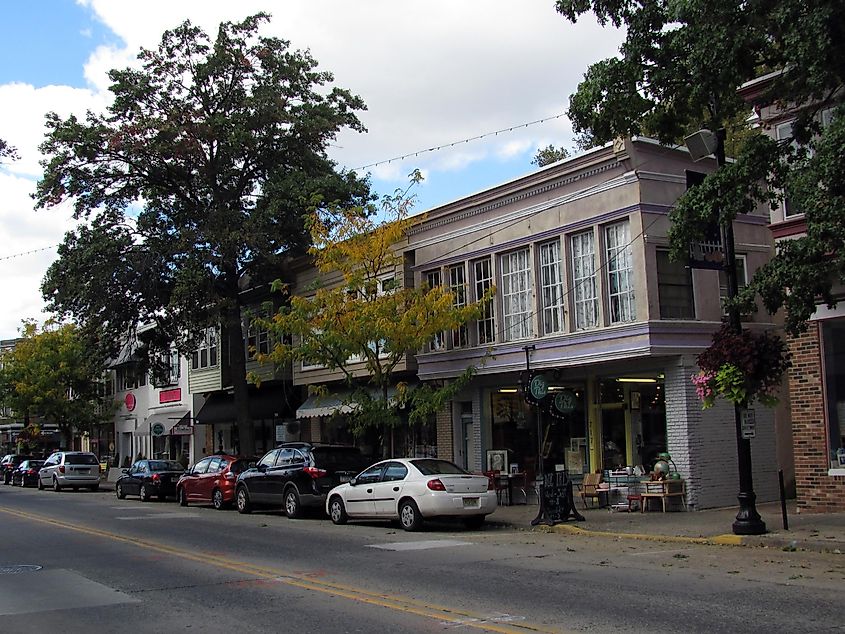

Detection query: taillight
xmin=487 ymin=477 xmax=496 ymax=491
xmin=27 ymin=469 xmax=35 ymax=475
xmin=427 ymin=478 xmax=447 ymax=491
xmin=59 ymin=466 xmax=65 ymax=473
xmin=152 ymin=473 xmax=160 ymax=482
xmin=303 ymin=466 xmax=327 ymax=479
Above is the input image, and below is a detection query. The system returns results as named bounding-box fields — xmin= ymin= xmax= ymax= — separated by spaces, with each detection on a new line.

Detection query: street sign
xmin=740 ymin=408 xmax=756 ymax=439
xmin=151 ymin=422 xmax=166 ymax=437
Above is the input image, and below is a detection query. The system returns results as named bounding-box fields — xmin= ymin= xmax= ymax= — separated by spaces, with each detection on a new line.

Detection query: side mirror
xmin=257 ymin=463 xmax=267 ymax=472
xmin=121 ymin=469 xmax=129 ymax=475
xmin=348 ymin=478 xmax=357 ymax=487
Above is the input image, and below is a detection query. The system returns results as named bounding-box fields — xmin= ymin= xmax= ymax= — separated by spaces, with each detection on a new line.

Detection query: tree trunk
xmin=61 ymin=424 xmax=73 ymax=451
xmin=225 ymin=304 xmax=255 ymax=457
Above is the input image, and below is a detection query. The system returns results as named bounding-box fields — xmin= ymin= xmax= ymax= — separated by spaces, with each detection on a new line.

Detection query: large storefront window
xmin=600 ymin=378 xmax=666 ymax=472
xmin=823 ymin=320 xmax=845 ymax=469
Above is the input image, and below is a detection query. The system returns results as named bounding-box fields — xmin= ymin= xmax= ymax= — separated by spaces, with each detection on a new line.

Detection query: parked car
xmin=115 ymin=459 xmax=186 ymax=502
xmin=176 ymin=454 xmax=251 ymax=510
xmin=235 ymin=443 xmax=366 ymax=518
xmin=2 ymin=454 xmax=34 ymax=484
xmin=326 ymin=458 xmax=497 ymax=531
xmin=38 ymin=451 xmax=101 ymax=491
xmin=11 ymin=459 xmax=44 ymax=487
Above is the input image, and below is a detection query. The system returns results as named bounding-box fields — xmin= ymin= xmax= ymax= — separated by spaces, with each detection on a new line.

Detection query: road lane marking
xmin=368 ymin=539 xmax=473 ymax=551
xmin=0 ymin=506 xmax=561 ymax=634
xmin=114 ymin=513 xmax=201 ymax=520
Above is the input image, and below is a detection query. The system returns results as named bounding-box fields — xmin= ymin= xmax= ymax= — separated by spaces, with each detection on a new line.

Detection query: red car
xmin=176 ymin=454 xmax=251 ymax=510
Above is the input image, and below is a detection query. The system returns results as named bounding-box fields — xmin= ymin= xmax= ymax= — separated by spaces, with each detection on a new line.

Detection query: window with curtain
xmin=571 ymin=230 xmax=598 ymax=330
xmin=473 ymin=258 xmax=495 ymax=345
xmin=605 ymin=220 xmax=636 ymax=324
xmin=449 ymin=264 xmax=468 ymax=348
xmin=657 ymin=250 xmax=695 ymax=319
xmin=500 ymin=248 xmax=533 ymax=341
xmin=539 ymin=240 xmax=564 ymax=334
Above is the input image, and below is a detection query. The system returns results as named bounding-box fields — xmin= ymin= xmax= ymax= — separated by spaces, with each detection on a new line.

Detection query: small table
xmin=496 ymin=472 xmax=528 ymax=505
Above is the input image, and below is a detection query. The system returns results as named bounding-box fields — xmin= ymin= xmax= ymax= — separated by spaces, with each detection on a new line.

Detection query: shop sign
xmin=125 ymin=393 xmax=136 ymax=412
xmin=151 ymin=422 xmax=166 ymax=437
xmin=528 ymin=373 xmax=549 ymax=402
xmin=553 ymin=389 xmax=578 ymax=415
xmin=170 ymin=423 xmax=192 ymax=436
xmin=159 ymin=388 xmax=181 ymax=404
xmin=740 ymin=408 xmax=756 ymax=439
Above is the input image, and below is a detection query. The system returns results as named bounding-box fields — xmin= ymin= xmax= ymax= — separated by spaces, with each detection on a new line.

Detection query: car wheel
xmin=329 ymin=496 xmax=348 ymax=525
xmin=236 ymin=486 xmax=252 ymax=514
xmin=19 ymin=477 xmax=26 ymax=488
xmin=212 ymin=488 xmax=225 ymax=510
xmin=139 ymin=484 xmax=150 ymax=502
xmin=37 ymin=476 xmax=44 ymax=491
xmin=116 ymin=483 xmax=126 ymax=499
xmin=463 ymin=515 xmax=485 ymax=530
xmin=284 ymin=488 xmax=302 ymax=519
xmin=53 ymin=478 xmax=62 ymax=492
xmin=399 ymin=499 xmax=423 ymax=532
xmin=177 ymin=487 xmax=188 ymax=507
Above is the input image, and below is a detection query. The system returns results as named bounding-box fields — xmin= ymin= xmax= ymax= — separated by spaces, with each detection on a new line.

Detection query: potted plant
xmin=691 ymin=323 xmax=791 ymax=409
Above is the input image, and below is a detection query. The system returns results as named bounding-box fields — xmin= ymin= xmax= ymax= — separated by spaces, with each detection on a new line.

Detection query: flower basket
xmin=692 ymin=323 xmax=791 ymax=409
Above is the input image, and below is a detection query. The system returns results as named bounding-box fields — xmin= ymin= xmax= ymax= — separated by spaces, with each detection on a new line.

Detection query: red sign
xmin=124 ymin=393 xmax=136 ymax=412
xmin=159 ymin=388 xmax=181 ymax=404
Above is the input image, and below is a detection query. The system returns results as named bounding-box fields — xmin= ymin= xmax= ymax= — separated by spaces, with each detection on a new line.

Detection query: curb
xmin=531 ymin=522 xmax=844 ymax=554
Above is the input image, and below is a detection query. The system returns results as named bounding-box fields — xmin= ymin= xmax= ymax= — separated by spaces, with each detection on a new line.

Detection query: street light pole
xmin=714 ymin=128 xmax=766 ymax=536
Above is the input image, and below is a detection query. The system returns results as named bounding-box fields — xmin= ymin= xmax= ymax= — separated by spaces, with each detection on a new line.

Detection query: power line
xmin=350 ymin=113 xmax=567 ymax=172
xmin=0 ymin=244 xmax=58 ymax=262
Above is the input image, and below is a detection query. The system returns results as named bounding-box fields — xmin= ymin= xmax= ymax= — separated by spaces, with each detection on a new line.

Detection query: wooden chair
xmin=579 ymin=472 xmax=604 ymax=508
xmin=641 ymin=478 xmax=687 ymax=512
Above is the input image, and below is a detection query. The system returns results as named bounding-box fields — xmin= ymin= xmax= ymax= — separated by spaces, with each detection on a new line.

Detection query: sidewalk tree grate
xmin=0 ymin=565 xmax=42 ymax=575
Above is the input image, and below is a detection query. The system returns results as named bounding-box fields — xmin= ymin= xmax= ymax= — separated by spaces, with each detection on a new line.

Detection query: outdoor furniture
xmin=579 ymin=472 xmax=605 ymax=508
xmin=641 ymin=479 xmax=687 ymax=512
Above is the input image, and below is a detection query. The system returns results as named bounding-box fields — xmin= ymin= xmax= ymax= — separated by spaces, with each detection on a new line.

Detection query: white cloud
xmin=1 ymin=1 xmax=625 ymax=337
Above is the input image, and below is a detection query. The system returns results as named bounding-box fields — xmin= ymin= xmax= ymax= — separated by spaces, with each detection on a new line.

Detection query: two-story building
xmin=739 ymin=72 xmax=845 ymax=512
xmin=402 ymin=136 xmax=784 ymax=509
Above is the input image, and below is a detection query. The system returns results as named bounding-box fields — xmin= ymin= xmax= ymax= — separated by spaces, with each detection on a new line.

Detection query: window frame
xmin=499 ymin=247 xmax=534 ymax=342
xmin=539 ymin=239 xmax=565 ymax=335
xmin=448 ymin=263 xmax=469 ymax=348
xmin=570 ymin=230 xmax=598 ymax=330
xmin=605 ymin=220 xmax=636 ymax=324
xmin=656 ymin=249 xmax=695 ymax=319
xmin=191 ymin=328 xmax=219 ymax=371
xmin=472 ymin=257 xmax=495 ymax=345
xmin=425 ymin=269 xmax=446 ymax=352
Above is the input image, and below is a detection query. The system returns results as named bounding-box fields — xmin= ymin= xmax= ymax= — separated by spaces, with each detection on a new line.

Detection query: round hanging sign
xmin=554 ymin=389 xmax=578 ymax=414
xmin=529 ymin=374 xmax=549 ymax=401
xmin=124 ymin=393 xmax=136 ymax=412
xmin=151 ymin=422 xmax=166 ymax=437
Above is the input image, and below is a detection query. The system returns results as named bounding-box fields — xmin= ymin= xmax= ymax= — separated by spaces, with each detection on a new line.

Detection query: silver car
xmin=38 ymin=451 xmax=101 ymax=492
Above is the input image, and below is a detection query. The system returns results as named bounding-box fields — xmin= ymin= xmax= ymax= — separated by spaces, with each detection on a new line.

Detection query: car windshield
xmin=65 ymin=454 xmax=99 ymax=465
xmin=149 ymin=461 xmax=183 ymax=471
xmin=313 ymin=447 xmax=364 ymax=470
xmin=411 ymin=459 xmax=468 ymax=476
xmin=27 ymin=461 xmax=44 ymax=469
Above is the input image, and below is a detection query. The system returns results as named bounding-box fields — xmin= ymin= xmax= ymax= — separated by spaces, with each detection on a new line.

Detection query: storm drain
xmin=0 ymin=565 xmax=42 ymax=575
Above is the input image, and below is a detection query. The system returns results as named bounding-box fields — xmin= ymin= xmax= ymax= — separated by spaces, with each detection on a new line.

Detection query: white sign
xmin=275 ymin=424 xmax=286 ymax=442
xmin=740 ymin=409 xmax=756 ymax=439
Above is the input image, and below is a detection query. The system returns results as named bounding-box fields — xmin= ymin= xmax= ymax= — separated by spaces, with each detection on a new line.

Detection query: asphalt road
xmin=0 ymin=485 xmax=842 ymax=633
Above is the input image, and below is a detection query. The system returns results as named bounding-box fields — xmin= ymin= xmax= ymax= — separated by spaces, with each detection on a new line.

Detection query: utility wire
xmin=0 ymin=244 xmax=59 ymax=262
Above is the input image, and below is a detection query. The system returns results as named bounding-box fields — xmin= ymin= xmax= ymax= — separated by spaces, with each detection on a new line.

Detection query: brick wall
xmin=665 ymin=356 xmax=779 ymax=510
xmin=789 ymin=324 xmax=845 ymax=513
xmin=436 ymin=402 xmax=454 ymax=463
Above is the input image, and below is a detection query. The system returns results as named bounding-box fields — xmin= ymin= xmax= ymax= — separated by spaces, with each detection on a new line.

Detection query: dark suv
xmin=2 ymin=454 xmax=34 ymax=485
xmin=235 ymin=443 xmax=366 ymax=518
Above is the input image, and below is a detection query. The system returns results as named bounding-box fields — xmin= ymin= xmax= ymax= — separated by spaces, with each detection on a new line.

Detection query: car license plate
xmin=463 ymin=497 xmax=479 ymax=508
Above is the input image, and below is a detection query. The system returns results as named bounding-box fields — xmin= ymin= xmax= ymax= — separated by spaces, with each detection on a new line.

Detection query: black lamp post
xmin=685 ymin=127 xmax=766 ymax=536
xmin=523 ymin=344 xmax=551 ymax=526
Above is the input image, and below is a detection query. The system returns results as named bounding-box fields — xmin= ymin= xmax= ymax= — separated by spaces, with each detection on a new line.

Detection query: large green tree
xmin=0 ymin=321 xmax=112 ymax=450
xmin=34 ymin=14 xmax=370 ymax=454
xmin=556 ymin=0 xmax=845 ymax=337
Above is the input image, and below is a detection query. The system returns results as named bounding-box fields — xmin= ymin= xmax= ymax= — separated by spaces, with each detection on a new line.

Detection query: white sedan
xmin=325 ymin=458 xmax=497 ymax=531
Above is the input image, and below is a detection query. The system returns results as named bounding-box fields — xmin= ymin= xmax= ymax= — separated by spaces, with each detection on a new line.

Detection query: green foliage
xmin=258 ymin=177 xmax=494 ymax=443
xmin=557 ymin=0 xmax=845 ymax=337
xmin=531 ymin=144 xmax=571 ymax=167
xmin=0 ymin=321 xmax=114 ymax=448
xmin=0 ymin=137 xmax=18 ymax=162
xmin=34 ymin=14 xmax=370 ymax=451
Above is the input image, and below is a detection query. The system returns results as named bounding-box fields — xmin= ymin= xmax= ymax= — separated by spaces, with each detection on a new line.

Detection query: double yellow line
xmin=0 ymin=506 xmax=561 ymax=633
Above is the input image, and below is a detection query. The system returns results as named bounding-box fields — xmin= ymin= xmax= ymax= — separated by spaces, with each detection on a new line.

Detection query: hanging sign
xmin=525 ymin=372 xmax=549 ymax=405
xmin=151 ymin=422 xmax=166 ymax=437
xmin=553 ymin=389 xmax=578 ymax=415
xmin=740 ymin=408 xmax=756 ymax=439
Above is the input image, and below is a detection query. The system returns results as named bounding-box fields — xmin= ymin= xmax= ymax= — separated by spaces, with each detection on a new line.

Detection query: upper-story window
xmin=657 ymin=250 xmax=695 ymax=319
xmin=539 ymin=240 xmax=565 ymax=335
xmin=571 ymin=230 xmax=598 ymax=330
xmin=719 ymin=255 xmax=747 ymax=315
xmin=191 ymin=327 xmax=218 ymax=370
xmin=116 ymin=366 xmax=146 ymax=391
xmin=153 ymin=349 xmax=181 ymax=386
xmin=473 ymin=258 xmax=495 ymax=345
xmin=425 ymin=270 xmax=446 ymax=352
xmin=448 ymin=264 xmax=468 ymax=348
xmin=776 ymin=120 xmax=801 ymax=218
xmin=500 ymin=248 xmax=533 ymax=341
xmin=605 ymin=221 xmax=636 ymax=324
xmin=246 ymin=309 xmax=271 ymax=359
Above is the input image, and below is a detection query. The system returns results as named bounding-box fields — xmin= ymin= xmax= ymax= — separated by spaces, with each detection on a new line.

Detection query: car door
xmin=265 ymin=448 xmax=293 ymax=506
xmin=248 ymin=450 xmax=279 ymax=503
xmin=40 ymin=454 xmax=59 ymax=484
xmin=371 ymin=462 xmax=408 ymax=517
xmin=345 ymin=463 xmax=385 ymax=518
xmin=185 ymin=458 xmax=211 ymax=501
xmin=198 ymin=457 xmax=222 ymax=502
xmin=124 ymin=462 xmax=142 ymax=495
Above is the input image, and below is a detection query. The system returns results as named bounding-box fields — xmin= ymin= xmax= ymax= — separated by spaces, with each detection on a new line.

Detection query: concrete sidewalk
xmin=487 ymin=499 xmax=845 ymax=554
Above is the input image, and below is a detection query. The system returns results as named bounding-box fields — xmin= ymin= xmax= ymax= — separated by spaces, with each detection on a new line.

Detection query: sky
xmin=0 ymin=0 xmax=624 ymax=339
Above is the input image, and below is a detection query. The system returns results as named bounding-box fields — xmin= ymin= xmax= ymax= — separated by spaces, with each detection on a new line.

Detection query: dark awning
xmin=194 ymin=388 xmax=287 ymax=425
xmin=133 ymin=410 xmax=189 ymax=436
